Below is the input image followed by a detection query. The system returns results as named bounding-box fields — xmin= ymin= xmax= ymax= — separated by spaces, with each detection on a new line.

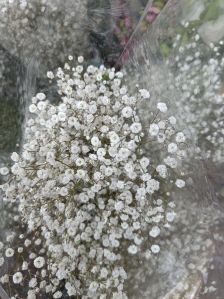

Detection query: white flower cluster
xmin=170 ymin=33 xmax=224 ymax=163
xmin=0 ymin=0 xmax=88 ymax=73
xmin=0 ymin=228 xmax=54 ymax=299
xmin=0 ymin=57 xmax=186 ymax=298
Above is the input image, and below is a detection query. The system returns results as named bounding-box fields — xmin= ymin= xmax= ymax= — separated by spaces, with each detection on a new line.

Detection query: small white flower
xmin=146 ymin=179 xmax=160 ymax=193
xmin=0 ymin=167 xmax=9 ymax=176
xmin=166 ymin=211 xmax=176 ymax=222
xmin=164 ymin=156 xmax=177 ymax=168
xmin=79 ymin=193 xmax=89 ymax=203
xmin=139 ymin=89 xmax=150 ymax=99
xmin=37 ymin=101 xmax=47 ymax=111
xmin=157 ymin=102 xmax=168 ymax=113
xmin=0 ymin=274 xmax=9 ymax=284
xmin=149 ymin=226 xmax=161 ymax=238
xmin=108 ymin=131 xmax=120 ymax=145
xmin=149 ymin=124 xmax=159 ymax=136
xmin=59 ymin=187 xmax=68 ymax=196
xmin=151 ymin=244 xmax=160 ymax=254
xmin=18 ymin=247 xmax=23 ymax=253
xmin=140 ymin=157 xmax=150 ymax=168
xmin=175 ymin=179 xmax=185 ymax=188
xmin=91 ymin=136 xmax=101 ymax=147
xmin=169 ymin=116 xmax=177 ymax=125
xmin=11 ymin=152 xmax=19 ymax=162
xmin=114 ymin=201 xmax=124 ymax=211
xmin=47 ymin=71 xmax=54 ymax=79
xmin=76 ymin=169 xmax=86 ymax=179
xmin=24 ymin=239 xmax=31 ymax=247
xmin=176 ymin=132 xmax=186 ymax=143
xmin=58 ymin=112 xmax=66 ymax=122
xmin=156 ymin=164 xmax=167 ymax=178
xmin=75 ymin=158 xmax=85 ymax=167
xmin=29 ymin=277 xmax=37 ymax=288
xmin=168 ymin=143 xmax=178 ymax=153
xmin=78 ymin=56 xmax=84 ymax=63
xmin=29 ymin=104 xmax=37 ymax=113
xmin=5 ymin=248 xmax=14 ymax=257
xmin=116 ymin=71 xmax=123 ymax=78
xmin=13 ymin=272 xmax=23 ymax=284
xmin=89 ymin=281 xmax=99 ymax=292
xmin=158 ymin=120 xmax=166 ymax=129
xmin=34 ymin=256 xmax=45 ymax=269
xmin=122 ymin=106 xmax=133 ymax=118
xmin=53 ymin=291 xmax=63 ymax=298
xmin=130 ymin=122 xmax=142 ymax=134
xmin=36 ymin=92 xmax=46 ymax=101
xmin=97 ymin=148 xmax=106 ymax=158
xmin=128 ymin=244 xmax=138 ymax=255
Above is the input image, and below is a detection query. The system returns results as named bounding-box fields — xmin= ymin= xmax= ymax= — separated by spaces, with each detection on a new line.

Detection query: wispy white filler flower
xmin=1 ymin=57 xmax=186 ymax=298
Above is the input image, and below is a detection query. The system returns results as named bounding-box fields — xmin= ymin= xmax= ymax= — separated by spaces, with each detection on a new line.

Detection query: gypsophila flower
xmin=29 ymin=104 xmax=37 ymax=114
xmin=151 ymin=244 xmax=160 ymax=254
xmin=34 ymin=256 xmax=45 ymax=269
xmin=166 ymin=211 xmax=176 ymax=222
xmin=149 ymin=226 xmax=160 ymax=238
xmin=149 ymin=124 xmax=159 ymax=136
xmin=167 ymin=33 xmax=224 ymax=163
xmin=0 ymin=0 xmax=88 ymax=78
xmin=11 ymin=152 xmax=19 ymax=162
xmin=53 ymin=291 xmax=63 ymax=298
xmin=0 ymin=167 xmax=9 ymax=176
xmin=122 ymin=106 xmax=133 ymax=118
xmin=175 ymin=179 xmax=186 ymax=188
xmin=130 ymin=122 xmax=142 ymax=134
xmin=78 ymin=56 xmax=84 ymax=63
xmin=24 ymin=239 xmax=31 ymax=247
xmin=156 ymin=165 xmax=167 ymax=178
xmin=36 ymin=93 xmax=46 ymax=101
xmin=5 ymin=248 xmax=14 ymax=257
xmin=168 ymin=143 xmax=178 ymax=154
xmin=157 ymin=102 xmax=167 ymax=113
xmin=29 ymin=278 xmax=37 ymax=288
xmin=128 ymin=245 xmax=138 ymax=255
xmin=13 ymin=272 xmax=23 ymax=284
xmin=0 ymin=274 xmax=9 ymax=284
xmin=169 ymin=116 xmax=177 ymax=125
xmin=139 ymin=89 xmax=150 ymax=99
xmin=47 ymin=71 xmax=54 ymax=79
xmin=176 ymin=132 xmax=186 ymax=143
xmin=1 ymin=58 xmax=187 ymax=299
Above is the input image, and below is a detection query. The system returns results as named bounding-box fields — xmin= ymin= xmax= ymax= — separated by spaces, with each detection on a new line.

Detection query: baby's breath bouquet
xmin=168 ymin=32 xmax=224 ymax=164
xmin=0 ymin=56 xmax=187 ymax=298
xmin=0 ymin=0 xmax=88 ymax=71
xmin=2 ymin=1 xmax=223 ymax=298
xmin=125 ymin=0 xmax=224 ymax=165
xmin=115 ymin=0 xmax=224 ymax=297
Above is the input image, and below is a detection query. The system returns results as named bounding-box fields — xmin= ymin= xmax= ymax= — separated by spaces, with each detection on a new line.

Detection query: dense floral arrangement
xmin=0 ymin=0 xmax=88 ymax=71
xmin=168 ymin=30 xmax=224 ymax=163
xmin=130 ymin=16 xmax=224 ymax=165
xmin=0 ymin=56 xmax=187 ymax=298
